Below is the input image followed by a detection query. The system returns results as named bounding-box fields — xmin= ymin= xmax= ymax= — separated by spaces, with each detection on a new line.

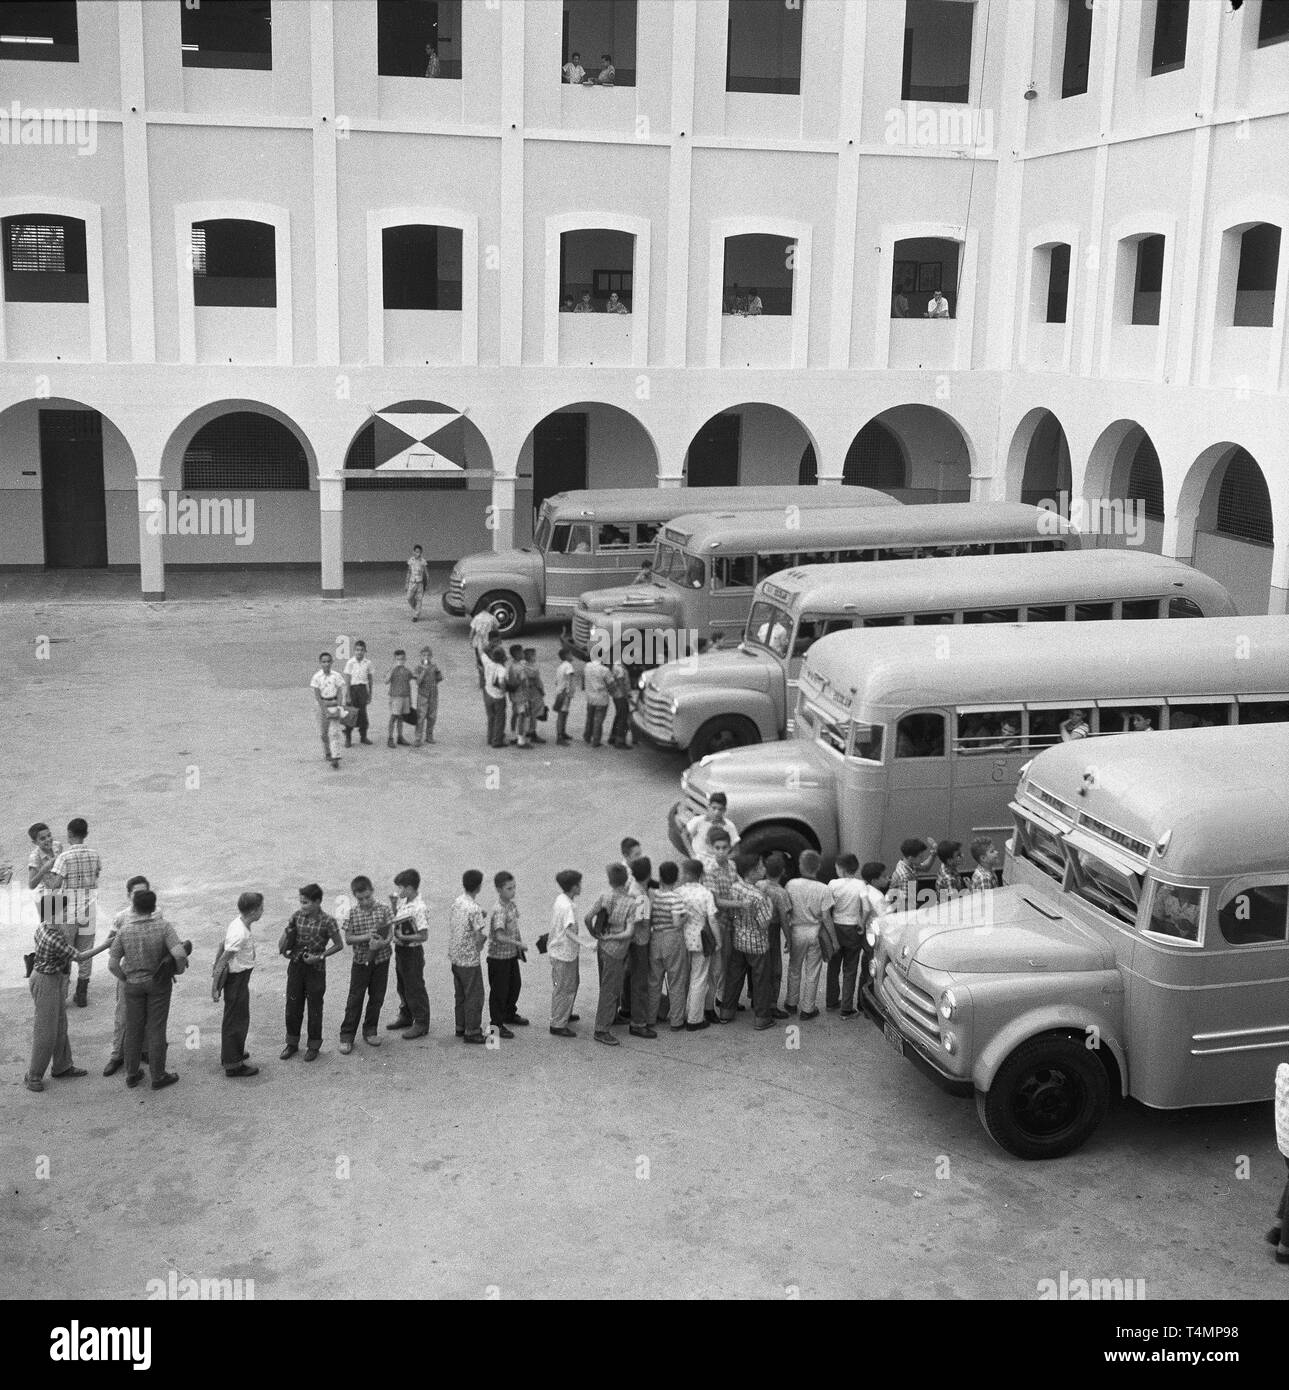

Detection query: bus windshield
xmin=655 ymin=542 xmax=705 ymax=589
xmin=746 ymin=600 xmax=793 ymax=657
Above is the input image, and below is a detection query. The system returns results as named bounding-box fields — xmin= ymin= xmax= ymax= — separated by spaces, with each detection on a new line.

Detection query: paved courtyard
xmin=1 ymin=577 xmax=1283 ymax=1300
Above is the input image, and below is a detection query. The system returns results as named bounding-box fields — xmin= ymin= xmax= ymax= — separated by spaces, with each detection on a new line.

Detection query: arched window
xmin=723 ymin=234 xmax=795 ymax=316
xmin=182 ymin=412 xmax=308 ymax=490
xmin=1214 ymin=448 xmax=1273 ymax=545
xmin=844 ymin=422 xmax=906 ymax=489
xmin=1126 ymin=434 xmax=1165 ymax=521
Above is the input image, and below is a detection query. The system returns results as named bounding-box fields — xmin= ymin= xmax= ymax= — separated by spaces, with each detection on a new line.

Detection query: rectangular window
xmin=181 ymin=0 xmax=272 ymax=71
xmin=192 ymin=220 xmax=276 ymax=308
xmin=1219 ymin=883 xmax=1289 ymax=944
xmin=1025 ymin=604 xmax=1067 ymax=622
xmin=1016 ymin=815 xmax=1066 ymax=882
xmin=1045 ymin=244 xmax=1071 ymax=323
xmin=902 ymin=0 xmax=974 ymax=103
xmin=0 ymin=0 xmax=78 ymax=62
xmin=1131 ymin=234 xmax=1165 ymax=326
xmin=962 ymin=608 xmax=1020 ymax=624
xmin=1073 ymin=602 xmax=1114 ymax=621
xmin=1061 ymin=0 xmax=1092 ymax=97
xmin=562 ymin=0 xmax=637 ymax=87
xmin=1070 ymin=847 xmax=1141 ymax=926
xmin=1237 ymin=699 xmax=1289 ymax=725
xmin=382 ymin=226 xmax=463 ymax=310
xmin=1145 ymin=881 xmax=1204 ymax=944
xmin=912 ymin=612 xmax=955 ymax=625
xmin=955 ymin=708 xmax=1022 ymax=754
xmin=1150 ymin=0 xmax=1188 ymax=76
xmin=726 ymin=0 xmax=804 ymax=95
xmin=2 ymin=217 xmax=88 ymax=303
xmin=1166 ymin=702 xmax=1232 ymax=731
xmin=1121 ymin=598 xmax=1161 ymax=620
xmin=1259 ymin=0 xmax=1289 ymax=48
xmin=377 ymin=0 xmax=462 ymax=79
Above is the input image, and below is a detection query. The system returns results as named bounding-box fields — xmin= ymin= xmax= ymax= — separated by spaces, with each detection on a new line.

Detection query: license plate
xmin=884 ymin=1022 xmax=905 ymax=1058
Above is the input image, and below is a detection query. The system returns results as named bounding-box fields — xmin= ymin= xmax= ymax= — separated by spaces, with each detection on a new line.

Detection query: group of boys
xmin=309 ymin=641 xmax=443 ymax=768
xmin=479 ymin=643 xmax=548 ymax=749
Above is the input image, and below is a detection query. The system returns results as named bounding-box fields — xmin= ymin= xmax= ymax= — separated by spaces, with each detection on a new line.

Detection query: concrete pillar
xmin=1269 ymin=545 xmax=1289 ymax=615
xmin=491 ymin=473 xmax=517 ymax=552
xmin=319 ymin=474 xmax=344 ymax=597
xmin=657 ymin=474 xmax=683 ymax=488
xmin=136 ymin=474 xmax=165 ymax=600
xmin=1160 ymin=509 xmax=1196 ymax=567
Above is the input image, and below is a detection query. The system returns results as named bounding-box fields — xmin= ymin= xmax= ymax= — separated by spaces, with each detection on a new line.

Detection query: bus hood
xmin=649 ymin=646 xmax=775 ymax=695
xmin=881 ymin=886 xmax=1116 ymax=976
xmin=577 ymin=584 xmax=683 ymax=620
xmin=689 ymin=736 xmax=834 ymax=795
xmin=452 ymin=547 xmax=542 ymax=585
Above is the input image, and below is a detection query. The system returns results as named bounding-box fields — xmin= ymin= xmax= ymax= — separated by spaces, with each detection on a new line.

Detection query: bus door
xmin=543 ymin=520 xmax=595 ymax=614
xmin=887 ymin=710 xmax=953 ymax=869
xmin=709 ymin=553 xmax=757 ymax=641
xmin=1130 ymin=877 xmax=1289 ymax=1108
xmin=950 ymin=704 xmax=1027 ymax=856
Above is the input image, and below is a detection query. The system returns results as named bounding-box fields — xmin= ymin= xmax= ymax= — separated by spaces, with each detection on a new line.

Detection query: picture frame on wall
xmin=917 ymin=261 xmax=942 ymax=292
xmin=893 ymin=258 xmax=918 ymax=292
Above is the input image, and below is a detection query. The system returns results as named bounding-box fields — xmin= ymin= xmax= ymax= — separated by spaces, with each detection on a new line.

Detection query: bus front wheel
xmin=976 ymin=1034 xmax=1109 ymax=1160
xmin=688 ymin=716 xmax=761 ymax=764
xmin=477 ymin=592 xmax=526 ymax=640
xmin=739 ymin=825 xmax=815 ymax=878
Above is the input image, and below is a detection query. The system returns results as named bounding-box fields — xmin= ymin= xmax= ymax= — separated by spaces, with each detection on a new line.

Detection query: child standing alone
xmin=385 ymin=649 xmax=413 ymax=748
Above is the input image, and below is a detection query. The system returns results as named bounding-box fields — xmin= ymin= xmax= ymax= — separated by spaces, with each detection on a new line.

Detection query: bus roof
xmin=759 ymin=549 xmax=1235 ymax=615
xmin=665 ymin=502 xmax=1076 ymax=552
xmin=804 ymin=615 xmax=1289 ymax=713
xmin=1022 ymin=724 xmax=1289 ymax=879
xmin=541 ymin=485 xmax=900 ymax=525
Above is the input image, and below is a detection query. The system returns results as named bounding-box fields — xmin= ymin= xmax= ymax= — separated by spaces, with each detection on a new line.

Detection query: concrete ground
xmin=1 ymin=576 xmax=1283 ymax=1301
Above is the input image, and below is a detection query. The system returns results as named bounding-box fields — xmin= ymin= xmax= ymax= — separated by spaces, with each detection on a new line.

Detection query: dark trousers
xmin=346 ymin=684 xmax=370 ymax=740
xmin=220 ymin=968 xmax=252 ymax=1066
xmin=340 ymin=957 xmax=388 ymax=1039
xmin=825 ymin=922 xmax=864 ymax=1010
xmin=485 ymin=695 xmax=507 ymax=747
xmin=1276 ymin=1158 xmax=1289 ymax=1246
xmin=596 ymin=947 xmax=630 ymax=1034
xmin=609 ymin=697 xmax=631 ymax=746
xmin=583 ymin=703 xmax=608 ymax=745
xmin=768 ymin=922 xmax=784 ymax=1005
xmin=452 ymin=964 xmax=485 ymax=1037
xmin=722 ymin=949 xmax=775 ymax=1021
xmin=124 ymin=977 xmax=173 ymax=1083
xmin=393 ymin=945 xmax=430 ymax=1026
xmin=555 ymin=708 xmax=570 ymax=740
xmin=285 ymin=958 xmax=327 ymax=1046
xmin=487 ymin=956 xmax=522 ymax=1024
xmin=627 ymin=942 xmax=651 ymax=1025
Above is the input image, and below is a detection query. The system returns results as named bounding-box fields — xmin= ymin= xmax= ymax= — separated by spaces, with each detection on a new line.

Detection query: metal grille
xmin=1215 ymin=448 xmax=1273 ymax=546
xmin=1126 ymin=434 xmax=1165 ymax=520
xmin=1077 ymin=813 xmax=1152 ymax=862
xmin=190 ymin=226 xmax=207 ymax=276
xmin=844 ymin=421 xmax=906 ymax=489
xmin=182 ymin=412 xmax=308 ymax=490
xmin=343 ymin=422 xmax=466 ymax=490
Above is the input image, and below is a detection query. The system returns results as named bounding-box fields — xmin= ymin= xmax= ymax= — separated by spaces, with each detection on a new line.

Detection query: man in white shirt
xmin=310 ymin=652 xmax=347 ymax=769
xmin=677 ymin=859 xmax=719 ymax=1030
xmin=685 ymin=792 xmax=740 ymax=860
xmin=582 ymin=651 xmax=612 ymax=747
xmin=562 ymin=50 xmax=585 ymax=83
xmin=785 ymin=851 xmax=835 ymax=1019
xmin=925 ymin=290 xmax=950 ymax=319
xmin=220 ymin=891 xmax=262 ymax=1078
xmin=342 ymin=639 xmax=374 ymax=747
xmin=547 ymin=869 xmax=588 ymax=1036
xmin=745 ymin=288 xmax=763 ymax=316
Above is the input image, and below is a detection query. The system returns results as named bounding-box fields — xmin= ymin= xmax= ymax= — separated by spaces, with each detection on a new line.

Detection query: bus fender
xmin=973 ymin=1003 xmax=1128 ymax=1098
xmin=671 ymin=690 xmax=778 ymax=748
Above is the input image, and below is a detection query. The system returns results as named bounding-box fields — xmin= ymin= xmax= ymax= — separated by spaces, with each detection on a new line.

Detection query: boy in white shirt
xmin=677 ymin=859 xmax=719 ymax=1031
xmin=546 ymin=869 xmax=586 ymax=1036
xmin=562 ymin=50 xmax=585 ymax=83
xmin=857 ymin=861 xmax=891 ymax=999
xmin=219 ymin=891 xmax=263 ymax=1078
xmin=785 ymin=851 xmax=835 ymax=1019
xmin=342 ymin=639 xmax=374 ymax=747
xmin=826 ymin=853 xmax=866 ymax=1017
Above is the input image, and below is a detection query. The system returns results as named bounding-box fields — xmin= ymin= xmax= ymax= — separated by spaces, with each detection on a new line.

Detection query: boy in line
xmin=388 ymin=869 xmax=431 ymax=1039
xmin=677 ymin=859 xmax=718 ymax=1032
xmin=552 ymin=645 xmax=579 ymax=746
xmin=487 ymin=871 xmax=528 ymax=1038
xmin=103 ymin=874 xmax=150 ymax=1076
xmin=587 ymin=865 xmax=640 ymax=1046
xmin=887 ymin=836 xmax=938 ymax=914
xmin=482 ymin=645 xmax=510 ymax=749
xmin=647 ymin=861 xmax=690 ymax=1033
xmin=582 ymin=649 xmax=611 ymax=747
xmin=47 ymin=817 xmax=102 ymax=1008
xmin=339 ymin=877 xmax=394 ymax=1053
xmin=413 ymin=645 xmax=443 ymax=746
xmin=935 ymin=840 xmax=964 ymax=901
xmin=505 ymin=644 xmax=526 ymax=745
xmin=110 ymin=888 xmax=189 ymax=1091
xmin=219 ymin=891 xmax=263 ymax=1077
xmin=386 ymin=650 xmax=414 ymax=748
xmin=448 ymin=871 xmax=489 ymax=1044
xmin=969 ymin=837 xmax=1002 ymax=892
xmin=701 ymin=829 xmax=740 ymax=1024
xmin=826 ymin=854 xmax=866 ymax=1018
xmin=547 ymin=870 xmax=585 ymax=1036
xmin=757 ymin=852 xmax=792 ymax=1019
xmin=857 ymin=861 xmax=890 ymax=997
xmin=719 ymin=852 xmax=776 ymax=1029
xmin=342 ymin=639 xmax=374 ymax=747
xmin=24 ymin=915 xmax=110 ymax=1092
xmin=785 ymin=850 xmax=835 ymax=1020
xmin=281 ymin=883 xmax=344 ymax=1061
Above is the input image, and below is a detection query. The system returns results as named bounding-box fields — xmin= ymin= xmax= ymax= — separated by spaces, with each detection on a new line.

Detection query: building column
xmin=491 ymin=473 xmax=517 ymax=552
xmin=657 ymin=474 xmax=683 ymax=488
xmin=137 ymin=474 xmax=164 ymax=600
xmin=1269 ymin=544 xmax=1289 ymax=615
xmin=319 ymin=473 xmax=344 ymax=597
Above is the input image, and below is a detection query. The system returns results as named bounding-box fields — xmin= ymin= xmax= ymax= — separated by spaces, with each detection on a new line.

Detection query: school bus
xmin=667 ymin=616 xmax=1289 ymax=874
xmin=864 ymin=723 xmax=1289 ymax=1159
xmin=634 ymin=550 xmax=1234 ymax=762
xmin=442 ymin=485 xmax=898 ymax=638
xmin=572 ymin=501 xmax=1079 ymax=659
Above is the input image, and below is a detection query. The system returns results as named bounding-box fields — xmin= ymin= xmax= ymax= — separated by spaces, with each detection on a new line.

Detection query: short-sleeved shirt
xmin=702 ymin=857 xmax=740 ymax=934
xmin=28 ymin=840 xmax=63 ymax=898
xmin=886 ymin=860 xmax=919 ymax=913
xmin=52 ymin=844 xmax=102 ymax=927
xmin=758 ymin=880 xmax=792 ymax=939
xmin=649 ymin=887 xmax=685 ymax=938
xmin=488 ymin=900 xmax=523 ymax=960
xmin=223 ymin=916 xmax=256 ymax=973
xmin=343 ymin=902 xmax=393 ymax=966
xmin=583 ymin=661 xmax=611 ymax=706
xmin=786 ymin=878 xmax=834 ymax=932
xmin=727 ymin=878 xmax=773 ymax=955
xmin=32 ymin=921 xmax=75 ymax=976
xmin=448 ymin=894 xmax=488 ymax=967
xmin=311 ymin=669 xmax=346 ymax=702
xmin=971 ymin=865 xmax=997 ymax=892
xmin=935 ymin=865 xmax=959 ymax=901
xmin=387 ymin=665 xmax=413 ymax=700
xmin=470 ymin=612 xmax=499 ymax=654
xmin=687 ymin=814 xmax=740 ymax=858
xmin=483 ymin=659 xmax=509 ymax=701
xmin=547 ymin=892 xmax=580 ymax=962
xmin=563 ymin=62 xmax=585 ymax=82
xmin=344 ymin=656 xmax=372 ymax=688
xmin=828 ymin=877 xmax=867 ymax=926
xmin=110 ymin=911 xmax=182 ymax=985
xmin=589 ymin=889 xmax=638 ymax=960
xmin=287 ymin=909 xmax=343 ymax=963
xmin=393 ymin=895 xmax=430 ymax=945
xmin=676 ymin=882 xmax=716 ymax=953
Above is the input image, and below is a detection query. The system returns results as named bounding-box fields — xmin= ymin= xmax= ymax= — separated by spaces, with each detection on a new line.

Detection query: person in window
xmin=997 ymin=717 xmax=1022 ymax=751
xmin=725 ymin=284 xmax=741 ymax=315
xmin=925 ymin=290 xmax=951 ymax=319
xmin=1123 ymin=711 xmax=1153 ymax=733
xmin=684 ymin=558 xmax=705 ymax=589
xmin=1150 ymin=885 xmax=1201 ymax=940
xmin=424 ymin=45 xmax=442 ymax=78
xmin=573 ymin=291 xmax=596 ymax=313
xmin=1060 ymin=708 xmax=1091 ymax=742
xmin=631 ymin=560 xmax=654 ymax=586
xmin=599 ymin=526 xmax=628 ymax=549
xmin=596 ymin=52 xmax=616 ymax=85
xmin=606 ymin=291 xmax=630 ymax=315
xmin=892 ymin=280 xmax=912 ymax=318
xmin=560 ymin=295 xmax=575 ymax=313
xmin=745 ymin=287 xmax=763 ymax=316
xmin=563 ymin=50 xmax=585 ymax=84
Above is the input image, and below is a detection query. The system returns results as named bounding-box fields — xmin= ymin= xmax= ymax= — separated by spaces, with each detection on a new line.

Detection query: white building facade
xmin=0 ymin=0 xmax=1286 ymax=612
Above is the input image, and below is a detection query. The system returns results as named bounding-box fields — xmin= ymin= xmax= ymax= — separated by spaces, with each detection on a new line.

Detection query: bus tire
xmin=976 ymin=1033 xmax=1109 ymax=1160
xmin=688 ymin=716 xmax=761 ymax=764
xmin=739 ymin=825 xmax=815 ymax=878
xmin=476 ymin=592 xmax=526 ymax=640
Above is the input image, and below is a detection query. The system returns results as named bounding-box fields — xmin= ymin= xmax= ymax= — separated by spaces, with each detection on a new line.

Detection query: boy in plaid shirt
xmin=24 ymin=920 xmax=108 ymax=1092
xmin=487 ymin=871 xmax=528 ymax=1037
xmin=701 ymin=828 xmax=740 ymax=1024
xmin=448 ymin=871 xmax=489 ymax=1044
xmin=339 ymin=876 xmax=394 ymax=1052
xmin=279 ymin=883 xmax=343 ymax=1061
xmin=719 ymin=852 xmax=777 ymax=1029
xmin=47 ymin=817 xmax=102 ymax=1008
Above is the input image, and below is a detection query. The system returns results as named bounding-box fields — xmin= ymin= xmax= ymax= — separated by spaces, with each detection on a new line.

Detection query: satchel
xmin=211 ymin=952 xmax=229 ymax=1003
xmin=536 ymin=932 xmax=550 ymax=955
xmin=278 ymin=920 xmax=297 ymax=958
xmin=700 ymin=922 xmax=717 ymax=957
xmin=818 ymin=919 xmax=840 ymax=962
xmin=401 ymin=709 xmax=418 ymax=726
xmin=589 ymin=903 xmax=611 ymax=939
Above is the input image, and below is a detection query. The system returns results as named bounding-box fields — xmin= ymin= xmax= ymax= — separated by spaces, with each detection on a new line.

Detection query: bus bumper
xmin=441 ymin=590 xmax=467 ymax=616
xmin=631 ymin=711 xmax=682 ymax=753
xmin=859 ymin=982 xmax=974 ymax=1099
xmin=666 ymin=800 xmax=690 ymax=856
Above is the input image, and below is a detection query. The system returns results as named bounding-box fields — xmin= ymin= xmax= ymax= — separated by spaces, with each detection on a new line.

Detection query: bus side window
xmin=597 ymin=523 xmax=630 ymax=549
xmin=563 ymin=524 xmax=593 ymax=554
xmin=863 ymin=615 xmax=904 ymax=628
xmin=957 ymin=710 xmax=1022 ymax=754
xmin=713 ymin=555 xmax=755 ymax=589
xmin=792 ymin=619 xmax=825 ymax=657
xmin=1121 ymin=598 xmax=1161 ymax=620
xmin=896 ymin=713 xmax=946 ymax=759
xmin=1074 ymin=602 xmax=1114 ymax=621
xmin=1219 ymin=883 xmax=1289 ymax=945
xmin=1025 ymin=604 xmax=1067 ymax=622
xmin=635 ymin=522 xmax=659 ymax=547
xmin=1169 ymin=596 xmax=1203 ymax=618
xmin=1027 ymin=710 xmax=1068 ymax=748
xmin=549 ymin=524 xmax=572 ymax=553
xmin=755 ymin=553 xmax=792 ymax=583
xmin=835 ymin=549 xmax=868 ymax=564
xmin=962 ymin=608 xmax=1020 ymax=624
xmin=1146 ymin=882 xmax=1204 ymax=943
xmin=913 ymin=612 xmax=956 ymax=625
xmin=821 ymin=618 xmax=852 ymax=636
xmin=1029 ymin=539 xmax=1063 ymax=553
xmin=1238 ymin=700 xmax=1289 ymax=725
xmin=1106 ymin=705 xmax=1163 ymax=734
xmin=992 ymin=542 xmax=1025 ymax=556
xmin=1167 ymin=702 xmax=1234 ymax=730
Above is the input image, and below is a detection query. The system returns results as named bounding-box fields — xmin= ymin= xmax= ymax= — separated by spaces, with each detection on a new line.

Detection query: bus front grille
xmin=877 ymin=960 xmax=941 ymax=1048
xmin=571 ymin=613 xmax=595 ymax=652
xmin=640 ymin=685 xmax=675 ymax=740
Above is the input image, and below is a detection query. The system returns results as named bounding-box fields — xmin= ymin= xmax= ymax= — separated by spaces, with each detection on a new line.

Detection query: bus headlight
xmin=866 ymin=920 xmax=881 ymax=950
xmin=938 ymin=988 xmax=959 ymax=1021
xmin=941 ymin=1031 xmax=958 ymax=1055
